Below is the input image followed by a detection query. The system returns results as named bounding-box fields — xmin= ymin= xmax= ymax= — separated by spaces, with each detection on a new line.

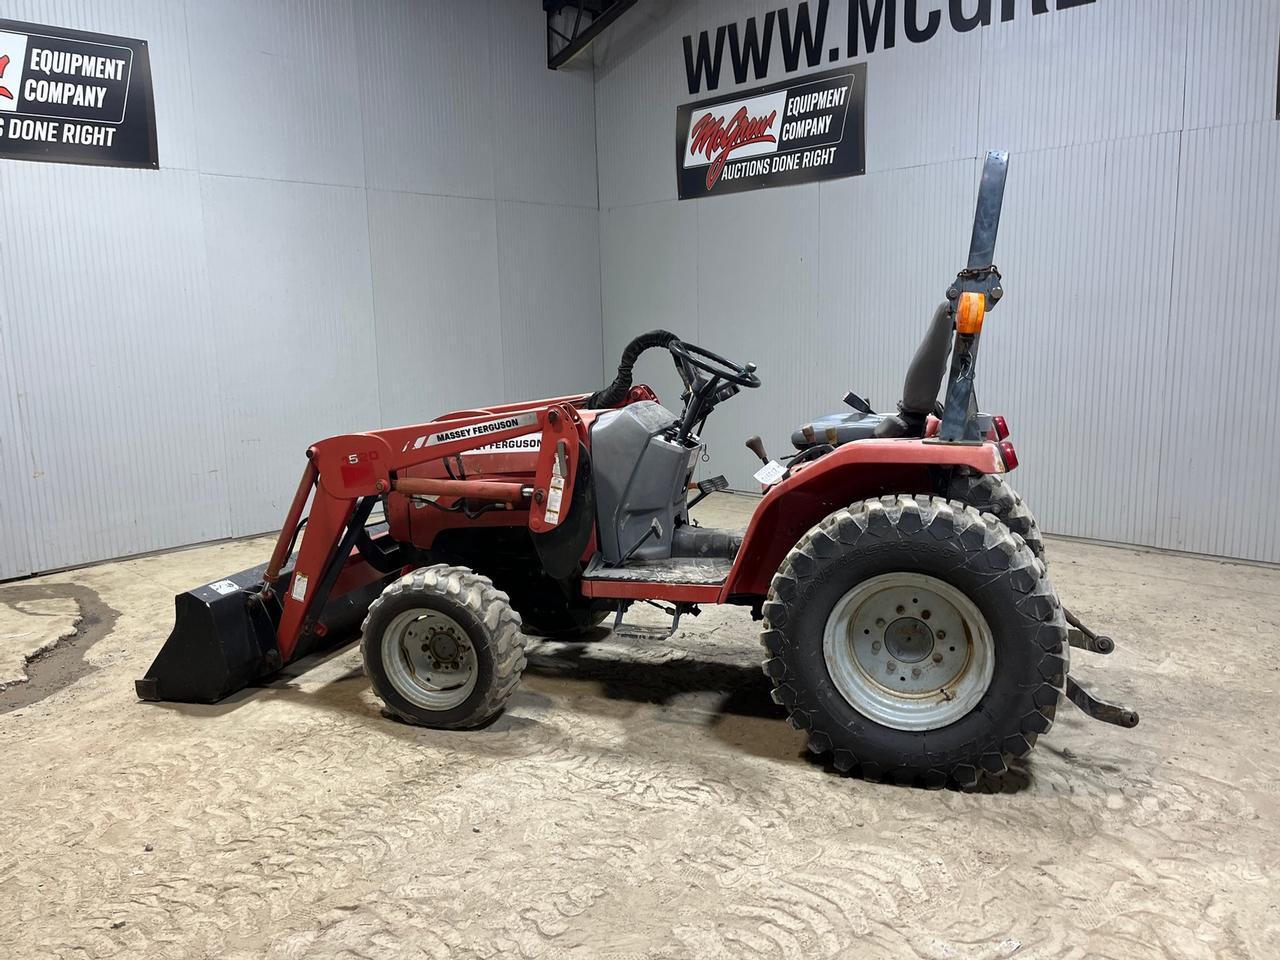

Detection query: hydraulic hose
xmin=584 ymin=329 xmax=680 ymax=409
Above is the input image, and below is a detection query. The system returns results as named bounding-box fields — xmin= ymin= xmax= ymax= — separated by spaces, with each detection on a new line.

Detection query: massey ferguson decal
xmin=402 ymin=412 xmax=540 ymax=453
xmin=676 ymin=64 xmax=864 ymax=200
xmin=0 ymin=19 xmax=158 ymax=169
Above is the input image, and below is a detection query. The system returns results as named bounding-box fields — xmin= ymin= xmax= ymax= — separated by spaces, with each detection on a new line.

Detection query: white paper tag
xmin=752 ymin=460 xmax=787 ymax=486
xmin=208 ymin=578 xmax=239 ymax=596
xmin=291 ymin=573 xmax=309 ymax=603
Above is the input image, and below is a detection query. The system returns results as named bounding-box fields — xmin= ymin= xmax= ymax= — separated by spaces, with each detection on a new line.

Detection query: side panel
xmin=722 ymin=441 xmax=1007 ymax=598
xmin=590 ymin=401 xmax=685 ymax=562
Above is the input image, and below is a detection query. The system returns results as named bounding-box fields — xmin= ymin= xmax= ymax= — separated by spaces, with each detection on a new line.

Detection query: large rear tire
xmin=760 ymin=495 xmax=1067 ymax=788
xmin=361 ymin=564 xmax=526 ymax=729
xmin=947 ymin=471 xmax=1046 ymax=564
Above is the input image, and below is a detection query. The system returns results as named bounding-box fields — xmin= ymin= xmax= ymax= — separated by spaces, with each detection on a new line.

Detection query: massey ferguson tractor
xmin=138 ymin=152 xmax=1137 ymax=788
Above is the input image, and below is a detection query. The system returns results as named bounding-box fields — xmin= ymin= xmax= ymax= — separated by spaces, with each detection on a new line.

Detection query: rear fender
xmin=720 ymin=439 xmax=1007 ymax=598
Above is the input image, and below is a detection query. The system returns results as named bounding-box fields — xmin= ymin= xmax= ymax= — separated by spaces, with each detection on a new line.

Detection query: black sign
xmin=0 ymin=19 xmax=158 ymax=169
xmin=676 ymin=64 xmax=865 ymax=200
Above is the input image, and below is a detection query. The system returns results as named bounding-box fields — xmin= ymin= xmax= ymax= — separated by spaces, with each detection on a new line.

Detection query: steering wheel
xmin=669 ymin=340 xmax=762 ymax=389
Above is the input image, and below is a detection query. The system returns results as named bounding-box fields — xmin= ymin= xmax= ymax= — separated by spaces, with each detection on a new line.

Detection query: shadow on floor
xmin=142 ymin=631 xmax=1045 ymax=794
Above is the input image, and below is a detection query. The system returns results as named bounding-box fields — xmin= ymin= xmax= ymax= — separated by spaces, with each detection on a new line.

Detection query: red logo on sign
xmin=0 ymin=55 xmax=13 ymax=101
xmin=688 ymin=106 xmax=777 ymax=189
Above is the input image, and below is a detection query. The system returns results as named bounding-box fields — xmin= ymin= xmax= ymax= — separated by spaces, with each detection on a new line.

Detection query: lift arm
xmin=266 ymin=401 xmax=587 ymax=661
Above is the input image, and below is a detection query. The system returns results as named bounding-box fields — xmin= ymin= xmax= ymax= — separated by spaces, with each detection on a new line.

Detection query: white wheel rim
xmin=822 ymin=572 xmax=994 ymax=731
xmin=381 ymin=608 xmax=478 ymax=711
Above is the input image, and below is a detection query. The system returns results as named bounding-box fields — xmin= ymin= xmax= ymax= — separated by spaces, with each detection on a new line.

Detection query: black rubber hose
xmin=584 ymin=329 xmax=680 ymax=409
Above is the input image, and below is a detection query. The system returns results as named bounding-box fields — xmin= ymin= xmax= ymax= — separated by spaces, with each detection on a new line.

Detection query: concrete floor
xmin=1 ymin=493 xmax=1278 ymax=959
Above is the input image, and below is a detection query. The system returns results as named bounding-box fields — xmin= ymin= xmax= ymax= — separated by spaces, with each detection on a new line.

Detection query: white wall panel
xmin=1156 ymin=121 xmax=1280 ymax=561
xmin=489 ymin=0 xmax=599 ymax=208
xmin=1183 ymin=0 xmax=1280 ymax=130
xmin=496 ymin=201 xmax=603 ymax=402
xmin=354 ymin=0 xmax=497 ymax=199
xmin=814 ymin=158 xmax=975 ymax=424
xmin=368 ymin=190 xmax=505 ymax=426
xmin=594 ymin=1 xmax=701 ymax=209
xmin=600 ymin=198 xmax=699 ymax=407
xmin=979 ymin=0 xmax=1189 ymax=153
xmin=0 ymin=320 xmax=33 ymax=579
xmin=980 ymin=133 xmax=1180 ymax=548
xmin=0 ymin=0 xmax=600 ymax=575
xmin=200 ymin=174 xmax=380 ymax=536
xmin=189 ymin=0 xmax=365 ymax=186
xmin=0 ymin=164 xmax=228 ymax=571
xmin=808 ymin=1 xmax=978 ymax=173
xmin=695 ymin=184 xmax=821 ymax=485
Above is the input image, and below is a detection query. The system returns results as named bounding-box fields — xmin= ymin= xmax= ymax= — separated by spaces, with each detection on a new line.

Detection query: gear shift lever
xmin=745 ymin=435 xmax=768 ymax=465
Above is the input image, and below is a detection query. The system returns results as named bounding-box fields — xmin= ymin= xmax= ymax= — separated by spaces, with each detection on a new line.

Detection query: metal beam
xmin=546 ymin=0 xmax=637 ymax=70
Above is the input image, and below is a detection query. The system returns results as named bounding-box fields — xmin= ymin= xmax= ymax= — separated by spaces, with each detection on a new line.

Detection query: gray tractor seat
xmin=791 ymin=411 xmax=888 ymax=450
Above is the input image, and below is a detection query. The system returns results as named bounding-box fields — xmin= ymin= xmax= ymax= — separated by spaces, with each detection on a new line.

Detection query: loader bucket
xmin=135 ymin=562 xmax=283 ymax=704
xmin=136 ymin=560 xmax=391 ymax=704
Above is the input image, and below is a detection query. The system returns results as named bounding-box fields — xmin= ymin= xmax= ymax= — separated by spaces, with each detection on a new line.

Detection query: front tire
xmin=361 ymin=564 xmax=526 ymax=728
xmin=760 ymin=495 xmax=1067 ymax=788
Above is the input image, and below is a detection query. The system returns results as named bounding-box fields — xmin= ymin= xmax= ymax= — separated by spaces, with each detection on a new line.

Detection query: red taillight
xmin=998 ymin=440 xmax=1019 ymax=470
xmin=992 ymin=415 xmax=1009 ymax=440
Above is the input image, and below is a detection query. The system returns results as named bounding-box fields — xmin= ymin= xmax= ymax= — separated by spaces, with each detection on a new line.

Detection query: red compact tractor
xmin=139 ymin=153 xmax=1136 ymax=787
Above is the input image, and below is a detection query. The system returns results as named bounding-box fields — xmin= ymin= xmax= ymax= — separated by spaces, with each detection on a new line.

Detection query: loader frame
xmin=265 ymin=395 xmax=595 ymax=663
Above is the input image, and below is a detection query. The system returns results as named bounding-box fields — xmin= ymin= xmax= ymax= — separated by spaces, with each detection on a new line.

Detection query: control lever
xmin=712 ymin=382 xmax=741 ymax=404
xmin=843 ymin=392 xmax=874 ymax=414
xmin=745 ymin=435 xmax=769 ymax=465
xmin=688 ymin=474 xmax=729 ymax=509
xmin=613 ymin=517 xmax=663 ymax=567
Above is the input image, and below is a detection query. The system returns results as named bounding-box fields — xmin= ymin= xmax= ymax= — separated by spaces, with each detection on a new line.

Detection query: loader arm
xmin=137 ymin=399 xmax=593 ymax=704
xmin=270 ymin=401 xmax=589 ymax=662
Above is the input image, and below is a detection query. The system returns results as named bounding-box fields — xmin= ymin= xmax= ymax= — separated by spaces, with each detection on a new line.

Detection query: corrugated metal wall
xmin=0 ymin=0 xmax=601 ymax=578
xmin=4 ymin=0 xmax=1278 ymax=573
xmin=595 ymin=0 xmax=1280 ymax=563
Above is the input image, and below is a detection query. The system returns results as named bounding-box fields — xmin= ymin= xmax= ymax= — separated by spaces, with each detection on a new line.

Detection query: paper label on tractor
xmin=545 ymin=475 xmax=565 ymax=524
xmin=208 ymin=579 xmax=240 ymax=596
xmin=753 ymin=460 xmax=787 ymax=486
xmin=291 ymin=573 xmax=308 ymax=603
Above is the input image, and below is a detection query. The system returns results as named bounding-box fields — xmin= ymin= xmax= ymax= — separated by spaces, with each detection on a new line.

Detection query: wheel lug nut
xmin=932 ymin=653 xmax=944 ymax=664
xmin=886 ymin=661 xmax=897 ymax=673
xmin=872 ymin=641 xmax=882 ymax=653
xmin=922 ymin=610 xmax=931 ymax=620
xmin=896 ymin=605 xmax=905 ymax=615
xmin=936 ymin=630 xmax=946 ymax=640
xmin=875 ymin=618 xmax=885 ymax=628
xmin=912 ymin=667 xmax=922 ymax=678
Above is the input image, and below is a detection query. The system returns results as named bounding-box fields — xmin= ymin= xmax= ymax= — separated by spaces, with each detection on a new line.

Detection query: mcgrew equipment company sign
xmin=0 ymin=19 xmax=158 ymax=169
xmin=676 ymin=64 xmax=865 ymax=200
